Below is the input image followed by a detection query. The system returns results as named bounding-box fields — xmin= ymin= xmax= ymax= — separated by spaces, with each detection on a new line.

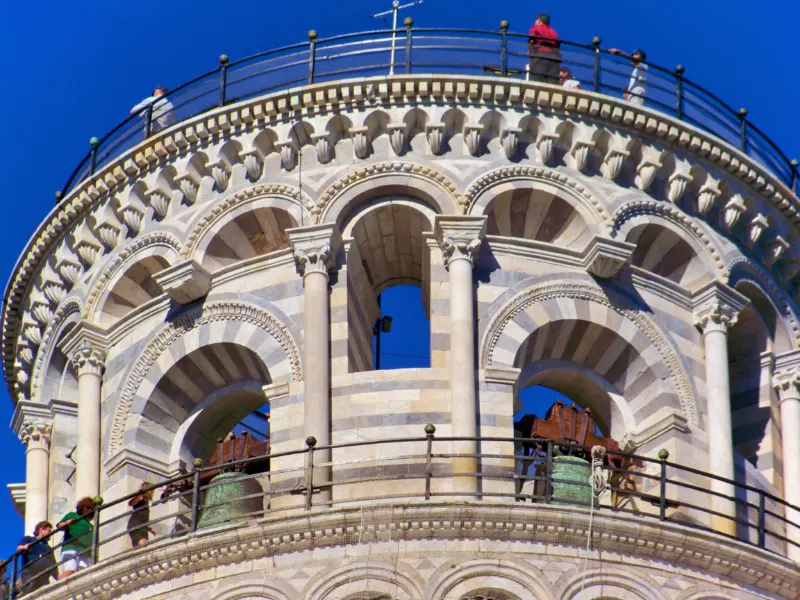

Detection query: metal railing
xmin=55 ymin=24 xmax=798 ymax=205
xmin=1 ymin=427 xmax=798 ymax=598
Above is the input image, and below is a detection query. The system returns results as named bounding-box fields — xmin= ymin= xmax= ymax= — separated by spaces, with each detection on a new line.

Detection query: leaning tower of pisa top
xmin=2 ymin=23 xmax=800 ymax=600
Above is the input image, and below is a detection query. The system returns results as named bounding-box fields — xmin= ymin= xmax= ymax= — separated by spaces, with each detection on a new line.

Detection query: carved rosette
xmin=501 ymin=127 xmax=521 ymax=160
xmin=426 ymin=122 xmax=445 ymax=155
xmin=20 ymin=422 xmax=52 ymax=449
xmin=240 ymin=149 xmax=263 ymax=182
xmin=722 ymin=195 xmax=746 ymax=231
xmin=388 ymin=123 xmax=406 ymax=156
xmin=293 ymin=244 xmax=334 ymax=278
xmin=667 ymin=171 xmax=692 ymax=203
xmin=175 ymin=172 xmax=199 ymax=204
xmin=602 ymin=148 xmax=629 ymax=180
xmin=71 ymin=345 xmax=107 ymax=377
xmin=464 ymin=124 xmax=484 ymax=157
xmin=312 ymin=133 xmax=332 ymax=164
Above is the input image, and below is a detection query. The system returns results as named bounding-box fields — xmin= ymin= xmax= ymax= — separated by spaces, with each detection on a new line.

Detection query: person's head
xmin=139 ymin=482 xmax=154 ymax=500
xmin=559 ymin=67 xmax=573 ymax=81
xmin=153 ymin=85 xmax=168 ymax=97
xmin=535 ymin=13 xmax=550 ymax=26
xmin=76 ymin=496 xmax=95 ymax=515
xmin=632 ymin=49 xmax=646 ymax=63
xmin=34 ymin=521 xmax=53 ymax=537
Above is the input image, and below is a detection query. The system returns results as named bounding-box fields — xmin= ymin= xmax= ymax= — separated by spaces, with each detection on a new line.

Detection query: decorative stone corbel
xmin=580 ymin=237 xmax=636 ymax=279
xmin=350 ymin=127 xmax=370 ymax=160
xmin=205 ymin=159 xmax=231 ymax=191
xmin=501 ymin=127 xmax=521 ymax=160
xmin=276 ymin=141 xmax=298 ymax=171
xmin=56 ymin=256 xmax=83 ymax=286
xmin=145 ymin=188 xmax=171 ymax=218
xmin=22 ymin=315 xmax=42 ymax=346
xmin=570 ymin=139 xmax=595 ymax=172
xmin=463 ymin=124 xmax=484 ymax=157
xmin=697 ymin=179 xmax=721 ymax=215
xmin=635 ymin=157 xmax=662 ymax=191
xmin=42 ymin=282 xmax=65 ymax=305
xmin=16 ymin=340 xmax=34 ymax=365
xmin=667 ymin=170 xmax=692 ymax=204
xmin=764 ymin=235 xmax=789 ymax=266
xmin=722 ymin=195 xmax=746 ymax=231
xmin=153 ymin=260 xmax=212 ymax=304
xmin=239 ymin=149 xmax=263 ymax=182
xmin=118 ymin=205 xmax=145 ymax=234
xmin=73 ymin=239 xmax=102 ymax=268
xmin=311 ymin=133 xmax=332 ymax=164
xmin=602 ymin=147 xmax=630 ymax=180
xmin=175 ymin=172 xmax=200 ymax=204
xmin=30 ymin=296 xmax=53 ymax=326
xmin=388 ymin=123 xmax=407 ymax=156
xmin=537 ymin=133 xmax=559 ymax=166
xmin=94 ymin=222 xmax=121 ymax=251
xmin=425 ymin=122 xmax=445 ymax=155
xmin=747 ymin=213 xmax=769 ymax=247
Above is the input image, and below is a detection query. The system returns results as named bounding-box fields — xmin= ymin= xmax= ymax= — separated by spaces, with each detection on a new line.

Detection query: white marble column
xmin=434 ymin=215 xmax=486 ymax=497
xmin=693 ymin=282 xmax=746 ymax=536
xmin=773 ymin=362 xmax=800 ymax=561
xmin=71 ymin=345 xmax=106 ymax=499
xmin=289 ymin=224 xmax=338 ymax=507
xmin=20 ymin=422 xmax=52 ymax=533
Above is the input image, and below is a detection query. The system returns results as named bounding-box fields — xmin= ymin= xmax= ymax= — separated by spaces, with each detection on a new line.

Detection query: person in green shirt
xmin=56 ymin=497 xmax=96 ymax=579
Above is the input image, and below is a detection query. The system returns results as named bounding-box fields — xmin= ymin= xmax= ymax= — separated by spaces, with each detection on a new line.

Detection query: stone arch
xmin=212 ymin=580 xmax=298 ymax=600
xmin=107 ymin=300 xmax=303 ymax=458
xmin=465 ymin=165 xmax=610 ymax=234
xmin=30 ymin=297 xmax=82 ymax=400
xmin=558 ymin=569 xmax=668 ymax=600
xmin=480 ymin=276 xmax=699 ymax=426
xmin=317 ymin=162 xmax=463 ymax=224
xmin=83 ymin=232 xmax=183 ymax=324
xmin=427 ymin=559 xmax=554 ymax=600
xmin=183 ymin=184 xmax=312 ymax=260
xmin=304 ymin=562 xmax=424 ymax=600
xmin=610 ymin=201 xmax=727 ymax=284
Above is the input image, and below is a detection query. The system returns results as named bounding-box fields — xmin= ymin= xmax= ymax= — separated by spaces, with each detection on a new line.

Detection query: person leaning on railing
xmin=16 ymin=521 xmax=56 ymax=593
xmin=609 ymin=47 xmax=648 ymax=106
xmin=56 ymin=497 xmax=96 ymax=579
xmin=130 ymin=85 xmax=175 ymax=136
xmin=127 ymin=483 xmax=157 ymax=548
xmin=528 ymin=13 xmax=561 ymax=85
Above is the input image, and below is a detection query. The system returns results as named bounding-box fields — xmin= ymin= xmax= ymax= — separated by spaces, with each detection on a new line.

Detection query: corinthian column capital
xmin=691 ymin=281 xmax=748 ymax=334
xmin=19 ymin=422 xmax=52 ymax=449
xmin=433 ymin=215 xmax=487 ymax=269
xmin=773 ymin=350 xmax=800 ymax=403
xmin=287 ymin=224 xmax=341 ymax=279
xmin=71 ymin=344 xmax=107 ymax=377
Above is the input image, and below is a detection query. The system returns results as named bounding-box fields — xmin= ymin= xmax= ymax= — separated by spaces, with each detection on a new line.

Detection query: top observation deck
xmin=59 ymin=24 xmax=799 ymax=200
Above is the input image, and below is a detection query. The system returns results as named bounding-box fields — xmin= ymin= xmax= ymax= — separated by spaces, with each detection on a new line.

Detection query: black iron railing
xmin=55 ymin=25 xmax=798 ymax=205
xmin=1 ymin=427 xmax=798 ymax=598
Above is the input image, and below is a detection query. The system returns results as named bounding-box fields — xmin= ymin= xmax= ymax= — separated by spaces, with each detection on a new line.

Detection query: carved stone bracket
xmin=602 ymin=147 xmax=630 ymax=180
xmin=205 ymin=159 xmax=231 ymax=191
xmin=433 ymin=215 xmax=487 ymax=269
xmin=350 ymin=127 xmax=370 ymax=160
xmin=500 ymin=127 xmax=521 ymax=160
xmin=463 ymin=123 xmax=484 ymax=157
xmin=276 ymin=141 xmax=297 ymax=171
xmin=537 ymin=133 xmax=559 ymax=165
xmin=175 ymin=172 xmax=200 ymax=204
xmin=311 ymin=133 xmax=332 ymax=164
xmin=722 ymin=195 xmax=746 ymax=231
xmin=153 ymin=260 xmax=212 ymax=304
xmin=287 ymin=224 xmax=341 ymax=278
xmin=580 ymin=237 xmax=636 ymax=279
xmin=747 ymin=213 xmax=770 ymax=247
xmin=426 ymin=122 xmax=445 ymax=155
xmin=239 ymin=149 xmax=264 ymax=181
xmin=697 ymin=180 xmax=721 ymax=215
xmin=667 ymin=170 xmax=692 ymax=203
xmin=388 ymin=123 xmax=406 ymax=155
xmin=692 ymin=280 xmax=749 ymax=333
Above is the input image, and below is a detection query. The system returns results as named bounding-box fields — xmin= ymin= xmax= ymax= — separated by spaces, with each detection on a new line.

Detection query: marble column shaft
xmin=21 ymin=423 xmax=52 ymax=533
xmin=774 ymin=371 xmax=800 ymax=561
xmin=71 ymin=345 xmax=106 ymax=499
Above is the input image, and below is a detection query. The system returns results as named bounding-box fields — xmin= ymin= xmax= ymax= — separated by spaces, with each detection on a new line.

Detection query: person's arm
xmin=608 ymin=48 xmax=630 ymax=59
xmin=130 ymin=96 xmax=154 ymax=116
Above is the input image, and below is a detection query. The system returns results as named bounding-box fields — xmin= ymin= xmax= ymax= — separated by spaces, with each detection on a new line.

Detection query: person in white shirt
xmin=609 ymin=48 xmax=648 ymax=106
xmin=130 ymin=85 xmax=175 ymax=135
xmin=559 ymin=67 xmax=581 ymax=90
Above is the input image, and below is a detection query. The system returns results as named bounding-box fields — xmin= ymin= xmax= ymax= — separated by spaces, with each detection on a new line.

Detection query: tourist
xmin=127 ymin=483 xmax=157 ymax=548
xmin=56 ymin=497 xmax=96 ymax=579
xmin=0 ymin=562 xmax=10 ymax=600
xmin=609 ymin=48 xmax=648 ymax=106
xmin=130 ymin=85 xmax=175 ymax=135
xmin=559 ymin=66 xmax=580 ymax=89
xmin=528 ymin=13 xmax=561 ymax=84
xmin=16 ymin=521 xmax=56 ymax=593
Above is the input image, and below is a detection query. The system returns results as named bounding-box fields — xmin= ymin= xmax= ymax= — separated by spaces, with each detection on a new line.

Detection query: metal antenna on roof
xmin=370 ymin=0 xmax=423 ymax=75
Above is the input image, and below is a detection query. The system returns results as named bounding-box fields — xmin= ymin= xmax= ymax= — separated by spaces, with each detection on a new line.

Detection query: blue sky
xmin=0 ymin=0 xmax=798 ymax=559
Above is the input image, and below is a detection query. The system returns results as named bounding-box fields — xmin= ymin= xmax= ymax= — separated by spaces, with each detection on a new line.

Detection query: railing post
xmin=499 ymin=20 xmax=509 ymax=77
xmin=675 ymin=64 xmax=685 ymax=120
xmin=404 ymin=18 xmax=413 ymax=75
xmin=189 ymin=458 xmax=203 ymax=533
xmin=8 ymin=554 xmax=17 ymax=600
xmin=424 ymin=424 xmax=435 ymax=500
xmin=738 ymin=107 xmax=748 ymax=152
xmin=545 ymin=440 xmax=553 ymax=504
xmin=791 ymin=159 xmax=798 ymax=194
xmin=144 ymin=102 xmax=153 ymax=138
xmin=89 ymin=137 xmax=100 ymax=175
xmin=54 ymin=191 xmax=63 ymax=206
xmin=218 ymin=54 xmax=229 ymax=108
xmin=592 ymin=37 xmax=602 ymax=93
xmin=91 ymin=496 xmax=103 ymax=564
xmin=307 ymin=30 xmax=318 ymax=84
xmin=305 ymin=436 xmax=317 ymax=511
xmin=658 ymin=449 xmax=669 ymax=521
xmin=757 ymin=490 xmax=766 ymax=548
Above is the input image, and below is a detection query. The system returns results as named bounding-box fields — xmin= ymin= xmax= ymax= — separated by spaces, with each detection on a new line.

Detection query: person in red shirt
xmin=528 ymin=13 xmax=561 ymax=84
